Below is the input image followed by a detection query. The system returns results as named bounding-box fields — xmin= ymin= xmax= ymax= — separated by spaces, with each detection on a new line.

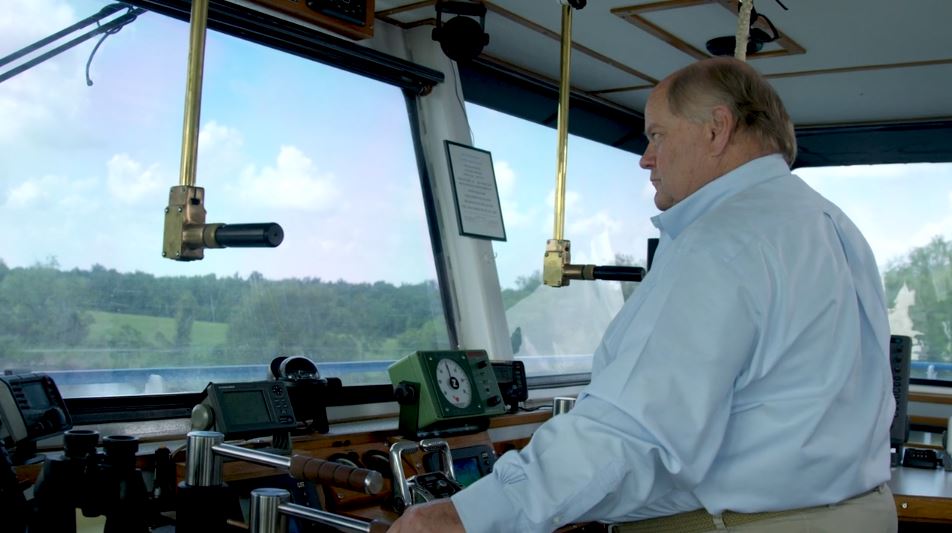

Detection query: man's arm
xmin=450 ymin=243 xmax=762 ymax=532
xmin=391 ymin=243 xmax=762 ymax=532
xmin=386 ymin=499 xmax=464 ymax=533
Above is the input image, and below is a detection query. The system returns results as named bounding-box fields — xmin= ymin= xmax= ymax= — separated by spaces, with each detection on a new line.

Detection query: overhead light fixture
xmin=431 ymin=1 xmax=490 ymax=62
xmin=706 ymin=4 xmax=782 ymax=57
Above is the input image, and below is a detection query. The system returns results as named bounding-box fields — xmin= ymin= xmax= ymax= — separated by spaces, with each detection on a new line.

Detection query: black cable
xmin=518 ymin=404 xmax=552 ymax=412
xmin=0 ymin=3 xmax=126 ymax=68
xmin=85 ymin=25 xmax=121 ymax=86
xmin=86 ymin=6 xmax=144 ymax=86
xmin=0 ymin=7 xmax=145 ymax=85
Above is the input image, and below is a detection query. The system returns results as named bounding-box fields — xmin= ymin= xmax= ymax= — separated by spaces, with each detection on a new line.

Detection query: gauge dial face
xmin=435 ymin=358 xmax=472 ymax=408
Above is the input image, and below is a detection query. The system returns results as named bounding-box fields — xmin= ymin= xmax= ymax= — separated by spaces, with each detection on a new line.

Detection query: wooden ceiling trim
xmin=590 ymin=84 xmax=656 ymax=96
xmin=612 ymin=0 xmax=805 ymax=60
xmin=476 ymin=53 xmax=644 ymax=116
xmin=375 ymin=0 xmax=436 ymax=19
xmin=374 ymin=2 xmax=657 ymax=84
xmin=612 ymin=8 xmax=708 ymax=59
xmin=712 ymin=0 xmax=805 ymax=55
xmin=483 ymin=1 xmax=658 ymax=84
xmin=764 ymin=58 xmax=952 ymax=81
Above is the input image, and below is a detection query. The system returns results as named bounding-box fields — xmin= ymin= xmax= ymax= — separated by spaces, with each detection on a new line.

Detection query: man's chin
xmin=654 ymin=193 xmax=673 ymax=211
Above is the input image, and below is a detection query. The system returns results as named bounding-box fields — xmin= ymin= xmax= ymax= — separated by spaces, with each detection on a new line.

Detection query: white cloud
xmin=569 ymin=210 xmax=621 ymax=237
xmin=238 ymin=146 xmax=341 ymax=210
xmin=494 ymin=159 xmax=516 ymax=197
xmin=107 ymin=153 xmax=162 ymax=203
xmin=796 ymin=164 xmax=913 ymax=182
xmin=3 ymin=173 xmax=96 ymax=210
xmin=490 ymin=159 xmax=543 ymax=230
xmin=546 ymin=189 xmax=580 ymax=211
xmin=198 ymin=121 xmax=244 ymax=154
xmin=5 ymin=180 xmax=43 ymax=207
xmin=197 ymin=121 xmax=247 ymax=185
xmin=1 ymin=1 xmax=75 ymax=48
xmin=0 ymin=2 xmax=92 ymax=144
xmin=911 ymin=217 xmax=952 ymax=250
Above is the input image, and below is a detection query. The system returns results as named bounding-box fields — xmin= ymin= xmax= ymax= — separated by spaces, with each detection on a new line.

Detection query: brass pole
xmin=179 ymin=0 xmax=209 ymax=187
xmin=552 ymin=4 xmax=572 ymax=241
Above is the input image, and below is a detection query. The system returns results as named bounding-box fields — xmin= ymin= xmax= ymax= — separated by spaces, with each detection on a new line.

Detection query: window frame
xmin=5 ymin=0 xmax=462 ymax=422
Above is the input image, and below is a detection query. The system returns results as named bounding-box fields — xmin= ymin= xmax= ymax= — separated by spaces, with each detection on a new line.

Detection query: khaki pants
xmin=612 ymin=484 xmax=898 ymax=533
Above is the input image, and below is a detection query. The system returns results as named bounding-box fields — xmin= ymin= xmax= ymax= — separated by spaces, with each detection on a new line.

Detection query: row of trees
xmin=884 ymin=236 xmax=952 ymax=362
xmin=0 ymin=258 xmax=453 ymax=369
xmin=2 ymin=232 xmax=951 ymax=370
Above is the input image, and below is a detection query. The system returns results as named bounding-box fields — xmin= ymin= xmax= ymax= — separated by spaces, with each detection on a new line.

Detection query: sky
xmin=2 ymin=0 xmax=952 ymax=290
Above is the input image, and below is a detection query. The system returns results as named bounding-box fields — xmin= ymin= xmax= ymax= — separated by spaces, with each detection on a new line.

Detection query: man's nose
xmin=640 ymin=145 xmax=655 ymax=169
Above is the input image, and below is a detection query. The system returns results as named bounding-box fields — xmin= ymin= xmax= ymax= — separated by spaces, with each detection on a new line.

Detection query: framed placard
xmin=444 ymin=140 xmax=507 ymax=241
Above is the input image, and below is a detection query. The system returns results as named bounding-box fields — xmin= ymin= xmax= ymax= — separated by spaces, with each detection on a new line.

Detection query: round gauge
xmin=435 ymin=358 xmax=472 ymax=408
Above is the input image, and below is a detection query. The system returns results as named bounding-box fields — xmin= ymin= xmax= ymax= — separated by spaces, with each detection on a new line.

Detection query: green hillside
xmin=87 ymin=310 xmax=228 ymax=347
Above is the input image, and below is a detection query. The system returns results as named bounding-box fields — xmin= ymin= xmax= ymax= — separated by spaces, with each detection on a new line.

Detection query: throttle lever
xmin=419 ymin=438 xmax=457 ymax=482
xmin=389 ymin=439 xmax=463 ymax=514
xmin=289 ymin=454 xmax=384 ymax=495
xmin=210 ymin=442 xmax=384 ymax=495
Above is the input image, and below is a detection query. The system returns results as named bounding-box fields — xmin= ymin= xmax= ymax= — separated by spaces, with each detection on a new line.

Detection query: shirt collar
xmin=650 ymin=154 xmax=790 ymax=239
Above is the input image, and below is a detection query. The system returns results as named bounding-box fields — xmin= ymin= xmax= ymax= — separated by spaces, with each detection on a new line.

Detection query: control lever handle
xmin=562 ymin=263 xmax=645 ymax=283
xmin=211 ymin=442 xmax=384 ymax=495
xmin=289 ymin=454 xmax=384 ymax=495
xmin=249 ymin=487 xmax=392 ymax=533
xmin=208 ymin=222 xmax=283 ymax=248
xmin=389 ymin=440 xmax=418 ymax=512
xmin=590 ymin=265 xmax=645 ymax=282
xmin=419 ymin=439 xmax=457 ymax=482
xmin=389 ymin=439 xmax=462 ymax=513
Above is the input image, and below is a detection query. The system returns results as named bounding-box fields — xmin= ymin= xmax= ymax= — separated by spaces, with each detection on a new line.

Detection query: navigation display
xmin=452 ymin=456 xmax=483 ymax=487
xmin=222 ymin=390 xmax=270 ymax=426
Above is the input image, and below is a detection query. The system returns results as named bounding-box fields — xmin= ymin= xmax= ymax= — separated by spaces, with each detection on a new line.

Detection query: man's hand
xmin=387 ymin=499 xmax=465 ymax=533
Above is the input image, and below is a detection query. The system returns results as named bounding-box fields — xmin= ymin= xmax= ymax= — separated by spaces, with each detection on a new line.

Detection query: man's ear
xmin=708 ymin=105 xmax=735 ymax=156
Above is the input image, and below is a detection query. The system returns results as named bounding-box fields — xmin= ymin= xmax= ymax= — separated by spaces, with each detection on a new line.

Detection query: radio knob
xmin=43 ymin=407 xmax=68 ymax=430
xmin=393 ymin=382 xmax=418 ymax=405
xmin=190 ymin=404 xmax=214 ymax=430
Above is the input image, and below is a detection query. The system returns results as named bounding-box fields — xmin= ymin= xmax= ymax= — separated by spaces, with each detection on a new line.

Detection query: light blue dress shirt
xmin=452 ymin=154 xmax=895 ymax=532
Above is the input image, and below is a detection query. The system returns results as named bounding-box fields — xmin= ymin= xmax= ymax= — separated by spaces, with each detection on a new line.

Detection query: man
xmin=388 ymin=57 xmax=897 ymax=533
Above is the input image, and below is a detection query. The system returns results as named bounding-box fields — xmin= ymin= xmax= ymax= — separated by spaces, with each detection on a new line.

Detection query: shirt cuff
xmin=452 ymin=471 xmax=521 ymax=533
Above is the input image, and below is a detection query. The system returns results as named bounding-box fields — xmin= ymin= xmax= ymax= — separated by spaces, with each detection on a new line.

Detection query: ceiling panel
xmin=772 ymin=64 xmax=952 ymax=125
xmin=372 ymin=0 xmax=952 ymax=163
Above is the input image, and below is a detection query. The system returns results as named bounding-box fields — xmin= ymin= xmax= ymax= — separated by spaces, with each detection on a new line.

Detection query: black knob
xmin=43 ymin=407 xmax=67 ymax=429
xmin=487 ymin=395 xmax=501 ymax=407
xmin=393 ymin=382 xmax=418 ymax=405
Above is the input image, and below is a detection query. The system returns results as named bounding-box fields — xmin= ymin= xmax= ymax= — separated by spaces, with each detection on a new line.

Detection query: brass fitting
xmin=543 ymin=239 xmax=571 ymax=287
xmin=162 ymin=185 xmax=222 ymax=261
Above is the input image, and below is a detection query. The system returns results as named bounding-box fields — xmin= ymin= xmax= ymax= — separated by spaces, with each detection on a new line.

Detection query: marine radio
xmin=0 ymin=373 xmax=72 ymax=457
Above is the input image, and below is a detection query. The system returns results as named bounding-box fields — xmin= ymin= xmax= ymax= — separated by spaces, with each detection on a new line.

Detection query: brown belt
xmin=609 ymin=485 xmax=884 ymax=533
xmin=609 ymin=507 xmax=802 ymax=533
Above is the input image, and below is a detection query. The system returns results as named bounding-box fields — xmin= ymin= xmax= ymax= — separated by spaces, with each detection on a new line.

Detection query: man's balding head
xmin=664 ymin=57 xmax=797 ymax=165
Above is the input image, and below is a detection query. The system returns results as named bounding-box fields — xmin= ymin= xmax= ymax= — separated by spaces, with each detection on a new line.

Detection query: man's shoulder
xmin=681 ymin=176 xmax=833 ymax=260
